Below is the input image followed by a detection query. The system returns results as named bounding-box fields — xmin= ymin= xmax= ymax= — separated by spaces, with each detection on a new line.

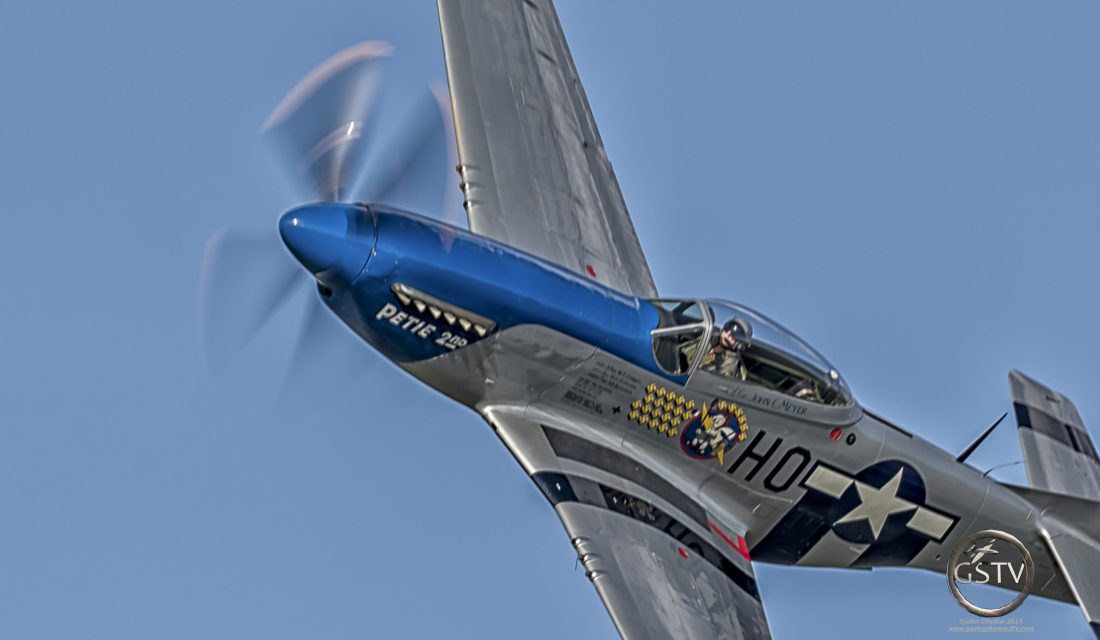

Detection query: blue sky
xmin=2 ymin=1 xmax=1099 ymax=638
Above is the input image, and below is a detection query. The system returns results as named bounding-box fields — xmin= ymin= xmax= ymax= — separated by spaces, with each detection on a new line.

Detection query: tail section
xmin=1007 ymin=371 xmax=1100 ymax=636
xmin=1009 ymin=370 xmax=1100 ymax=501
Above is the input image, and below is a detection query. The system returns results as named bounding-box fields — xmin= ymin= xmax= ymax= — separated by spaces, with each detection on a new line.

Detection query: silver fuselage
xmin=404 ymin=323 xmax=1073 ymax=604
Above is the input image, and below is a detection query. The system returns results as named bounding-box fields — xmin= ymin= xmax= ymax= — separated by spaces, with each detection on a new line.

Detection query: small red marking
xmin=829 ymin=427 xmax=842 ymax=441
xmin=734 ymin=535 xmax=751 ymax=560
xmin=585 ymin=264 xmax=597 ymax=277
xmin=678 ymin=547 xmax=689 ymax=559
xmin=708 ymin=520 xmax=751 ymax=561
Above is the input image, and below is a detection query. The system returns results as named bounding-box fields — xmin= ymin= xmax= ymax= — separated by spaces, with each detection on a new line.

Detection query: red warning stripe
xmin=708 ymin=520 xmax=751 ymax=561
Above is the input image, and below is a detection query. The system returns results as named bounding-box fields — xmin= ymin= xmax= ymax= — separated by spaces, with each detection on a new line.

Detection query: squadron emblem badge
xmin=680 ymin=399 xmax=749 ymax=464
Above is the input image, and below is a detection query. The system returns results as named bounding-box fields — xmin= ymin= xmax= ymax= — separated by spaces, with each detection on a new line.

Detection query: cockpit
xmin=649 ymin=299 xmax=853 ymax=407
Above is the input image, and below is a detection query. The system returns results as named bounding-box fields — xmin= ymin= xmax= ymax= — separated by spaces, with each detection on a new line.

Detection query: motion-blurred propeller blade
xmin=361 ymin=85 xmax=454 ymax=217
xmin=202 ymin=42 xmax=461 ymax=401
xmin=199 ymin=228 xmax=304 ymax=372
xmin=262 ymin=41 xmax=392 ymax=202
xmin=281 ymin=291 xmax=371 ymax=412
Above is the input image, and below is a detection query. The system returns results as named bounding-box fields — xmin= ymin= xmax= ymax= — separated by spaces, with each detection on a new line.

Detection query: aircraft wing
xmin=436 ymin=0 xmax=658 ymax=298
xmin=484 ymin=406 xmax=772 ymax=640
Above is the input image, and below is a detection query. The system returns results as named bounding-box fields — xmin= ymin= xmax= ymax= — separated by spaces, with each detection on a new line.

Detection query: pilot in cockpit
xmin=699 ymin=317 xmax=752 ymax=380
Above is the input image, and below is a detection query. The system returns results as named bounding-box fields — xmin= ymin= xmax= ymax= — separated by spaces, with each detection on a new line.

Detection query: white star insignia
xmin=833 ymin=468 xmax=917 ymax=540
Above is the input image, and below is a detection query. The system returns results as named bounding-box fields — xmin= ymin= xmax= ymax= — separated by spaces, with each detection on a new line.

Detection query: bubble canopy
xmin=706 ymin=300 xmax=829 ymax=371
xmin=645 ymin=297 xmax=852 ymax=405
xmin=706 ymin=299 xmax=852 ymax=403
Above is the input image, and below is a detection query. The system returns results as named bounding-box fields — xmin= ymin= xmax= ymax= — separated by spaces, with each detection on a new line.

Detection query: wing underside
xmin=436 ymin=0 xmax=657 ymax=297
xmin=485 ymin=406 xmax=772 ymax=640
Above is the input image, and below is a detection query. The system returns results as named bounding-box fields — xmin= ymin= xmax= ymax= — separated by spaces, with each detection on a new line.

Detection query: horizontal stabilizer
xmin=1009 ymin=370 xmax=1100 ymax=501
xmin=1038 ymin=517 xmax=1100 ymax=636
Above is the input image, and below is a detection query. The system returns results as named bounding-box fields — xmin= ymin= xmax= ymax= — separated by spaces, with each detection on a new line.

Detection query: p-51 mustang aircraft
xmin=201 ymin=1 xmax=1100 ymax=637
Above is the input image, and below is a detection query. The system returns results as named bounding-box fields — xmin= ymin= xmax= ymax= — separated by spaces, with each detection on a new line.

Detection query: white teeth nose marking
xmin=389 ymin=283 xmax=497 ymax=337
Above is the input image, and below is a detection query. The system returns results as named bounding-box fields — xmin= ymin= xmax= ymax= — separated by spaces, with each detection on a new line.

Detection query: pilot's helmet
xmin=722 ymin=317 xmax=752 ymax=348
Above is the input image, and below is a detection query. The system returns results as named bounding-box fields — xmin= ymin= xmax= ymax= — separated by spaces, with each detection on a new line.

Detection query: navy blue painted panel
xmin=321 ymin=205 xmax=678 ymax=380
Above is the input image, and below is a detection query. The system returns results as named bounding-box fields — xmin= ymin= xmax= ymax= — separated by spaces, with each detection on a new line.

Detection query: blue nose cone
xmin=279 ymin=204 xmax=373 ymax=287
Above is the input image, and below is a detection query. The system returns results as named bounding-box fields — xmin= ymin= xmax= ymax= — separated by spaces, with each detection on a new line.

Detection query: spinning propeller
xmin=199 ymin=42 xmax=458 ymax=396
